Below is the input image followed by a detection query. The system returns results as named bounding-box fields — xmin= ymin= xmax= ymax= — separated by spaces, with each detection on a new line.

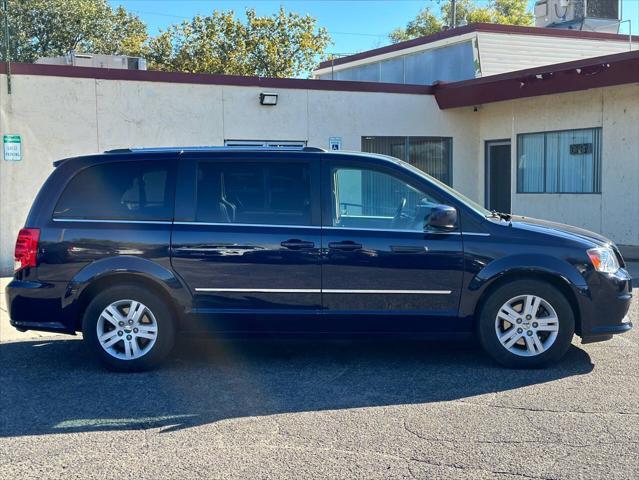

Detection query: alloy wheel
xmin=96 ymin=299 xmax=158 ymax=360
xmin=494 ymin=294 xmax=559 ymax=357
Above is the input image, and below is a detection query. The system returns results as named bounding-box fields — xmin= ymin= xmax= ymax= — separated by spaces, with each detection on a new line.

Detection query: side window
xmin=196 ymin=162 xmax=311 ymax=226
xmin=54 ymin=161 xmax=173 ymax=220
xmin=331 ymin=167 xmax=449 ymax=231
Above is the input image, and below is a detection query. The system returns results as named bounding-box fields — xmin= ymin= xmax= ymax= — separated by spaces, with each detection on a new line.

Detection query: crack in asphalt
xmin=456 ymin=399 xmax=639 ymax=416
xmin=407 ymin=457 xmax=562 ymax=480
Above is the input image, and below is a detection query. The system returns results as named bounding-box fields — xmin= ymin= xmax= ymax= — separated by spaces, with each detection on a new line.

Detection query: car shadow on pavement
xmin=0 ymin=337 xmax=594 ymax=437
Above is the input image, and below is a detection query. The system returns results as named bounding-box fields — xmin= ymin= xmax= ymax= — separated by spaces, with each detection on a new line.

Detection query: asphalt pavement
xmin=0 ymin=279 xmax=637 ymax=479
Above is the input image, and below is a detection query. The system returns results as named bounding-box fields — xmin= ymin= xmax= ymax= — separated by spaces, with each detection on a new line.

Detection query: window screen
xmin=517 ymin=128 xmax=602 ymax=193
xmin=54 ymin=161 xmax=174 ymax=220
xmin=196 ymin=162 xmax=311 ymax=226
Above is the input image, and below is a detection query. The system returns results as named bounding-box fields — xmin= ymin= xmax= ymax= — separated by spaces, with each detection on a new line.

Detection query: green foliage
xmin=1 ymin=1 xmax=331 ymax=78
xmin=147 ymin=7 xmax=331 ymax=78
xmin=0 ymin=0 xmax=147 ymax=62
xmin=390 ymin=0 xmax=534 ymax=43
xmin=389 ymin=7 xmax=443 ymax=43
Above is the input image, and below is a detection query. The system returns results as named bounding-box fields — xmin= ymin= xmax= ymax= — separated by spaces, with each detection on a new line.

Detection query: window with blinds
xmin=517 ymin=128 xmax=602 ymax=194
xmin=361 ymin=136 xmax=453 ymax=186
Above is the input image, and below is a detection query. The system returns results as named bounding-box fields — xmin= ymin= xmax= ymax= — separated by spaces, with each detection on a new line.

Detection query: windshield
xmin=395 ymin=158 xmax=493 ymax=217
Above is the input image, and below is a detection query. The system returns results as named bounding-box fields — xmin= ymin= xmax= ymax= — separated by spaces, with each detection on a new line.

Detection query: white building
xmin=1 ymin=23 xmax=638 ymax=273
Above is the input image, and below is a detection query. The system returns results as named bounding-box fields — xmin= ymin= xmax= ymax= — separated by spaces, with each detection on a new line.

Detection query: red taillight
xmin=14 ymin=228 xmax=40 ymax=272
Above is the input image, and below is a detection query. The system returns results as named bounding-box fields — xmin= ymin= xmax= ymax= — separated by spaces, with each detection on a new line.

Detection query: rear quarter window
xmin=54 ymin=160 xmax=174 ymax=221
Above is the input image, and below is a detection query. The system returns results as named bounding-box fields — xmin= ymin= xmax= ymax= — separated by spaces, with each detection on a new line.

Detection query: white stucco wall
xmin=1 ymin=72 xmax=637 ymax=274
xmin=477 ymin=83 xmax=639 ymax=246
xmin=0 ymin=73 xmax=479 ymax=273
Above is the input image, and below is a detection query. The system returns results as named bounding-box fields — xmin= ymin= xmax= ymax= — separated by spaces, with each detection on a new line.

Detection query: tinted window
xmin=54 ymin=161 xmax=174 ymax=220
xmin=331 ymin=166 xmax=450 ymax=231
xmin=196 ymin=162 xmax=311 ymax=226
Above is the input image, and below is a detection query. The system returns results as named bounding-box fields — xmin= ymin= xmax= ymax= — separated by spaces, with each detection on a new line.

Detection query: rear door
xmin=320 ymin=158 xmax=464 ymax=333
xmin=171 ymin=153 xmax=321 ymax=332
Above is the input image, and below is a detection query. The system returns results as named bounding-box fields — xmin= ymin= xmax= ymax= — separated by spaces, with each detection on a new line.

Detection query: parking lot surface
xmin=1 ymin=282 xmax=637 ymax=479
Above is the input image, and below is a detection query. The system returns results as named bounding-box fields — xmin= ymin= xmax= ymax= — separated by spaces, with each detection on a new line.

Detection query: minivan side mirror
xmin=426 ymin=205 xmax=457 ymax=231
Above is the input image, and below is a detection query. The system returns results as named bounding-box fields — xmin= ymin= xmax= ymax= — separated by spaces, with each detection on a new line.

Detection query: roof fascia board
xmin=434 ymin=51 xmax=639 ymax=109
xmin=0 ymin=62 xmax=434 ymax=95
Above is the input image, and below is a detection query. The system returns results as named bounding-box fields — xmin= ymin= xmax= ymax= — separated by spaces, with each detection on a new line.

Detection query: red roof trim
xmin=0 ymin=62 xmax=434 ymax=95
xmin=434 ymin=50 xmax=639 ymax=109
xmin=317 ymin=23 xmax=639 ymax=70
xmin=1 ymin=50 xmax=637 ymax=108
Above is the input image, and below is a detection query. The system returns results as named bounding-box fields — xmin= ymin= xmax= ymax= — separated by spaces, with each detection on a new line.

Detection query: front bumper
xmin=577 ymin=267 xmax=633 ymax=343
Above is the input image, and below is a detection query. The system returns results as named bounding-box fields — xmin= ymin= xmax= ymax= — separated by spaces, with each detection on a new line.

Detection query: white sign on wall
xmin=329 ymin=137 xmax=342 ymax=151
xmin=3 ymin=135 xmax=22 ymax=161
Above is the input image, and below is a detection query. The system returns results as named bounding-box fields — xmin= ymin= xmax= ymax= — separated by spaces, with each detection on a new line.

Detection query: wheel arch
xmin=472 ymin=269 xmax=583 ymax=336
xmin=67 ymin=256 xmax=190 ymax=332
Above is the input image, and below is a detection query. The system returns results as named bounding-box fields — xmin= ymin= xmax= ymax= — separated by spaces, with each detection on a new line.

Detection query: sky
xmin=109 ymin=0 xmax=639 ymax=58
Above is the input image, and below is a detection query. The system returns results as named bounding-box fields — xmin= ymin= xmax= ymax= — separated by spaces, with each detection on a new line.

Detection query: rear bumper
xmin=5 ymin=279 xmax=76 ymax=334
xmin=577 ymin=268 xmax=633 ymax=343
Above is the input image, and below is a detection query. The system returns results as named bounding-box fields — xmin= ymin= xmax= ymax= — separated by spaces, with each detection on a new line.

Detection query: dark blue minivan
xmin=6 ymin=147 xmax=633 ymax=370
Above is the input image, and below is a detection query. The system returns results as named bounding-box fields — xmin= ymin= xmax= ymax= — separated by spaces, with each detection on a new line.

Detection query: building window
xmin=362 ymin=136 xmax=452 ymax=185
xmin=319 ymin=41 xmax=475 ymax=85
xmin=517 ymin=128 xmax=602 ymax=193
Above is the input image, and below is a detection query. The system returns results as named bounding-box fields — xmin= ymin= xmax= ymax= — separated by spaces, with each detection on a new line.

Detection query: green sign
xmin=3 ymin=134 xmax=22 ymax=161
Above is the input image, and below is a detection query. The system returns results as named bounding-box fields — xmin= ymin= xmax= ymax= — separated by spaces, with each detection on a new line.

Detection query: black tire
xmin=477 ymin=279 xmax=575 ymax=368
xmin=82 ymin=284 xmax=175 ymax=372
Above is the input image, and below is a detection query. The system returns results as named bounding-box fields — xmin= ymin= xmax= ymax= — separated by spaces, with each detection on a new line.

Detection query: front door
xmin=171 ymin=155 xmax=321 ymax=332
xmin=485 ymin=140 xmax=512 ymax=213
xmin=320 ymin=160 xmax=464 ymax=333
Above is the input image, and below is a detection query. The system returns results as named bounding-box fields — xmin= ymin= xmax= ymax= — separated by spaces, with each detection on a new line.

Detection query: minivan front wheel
xmin=477 ymin=279 xmax=575 ymax=368
xmin=83 ymin=284 xmax=175 ymax=371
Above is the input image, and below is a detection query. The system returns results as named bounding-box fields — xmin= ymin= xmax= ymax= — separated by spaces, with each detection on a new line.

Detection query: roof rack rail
xmin=301 ymin=146 xmax=325 ymax=152
xmin=104 ymin=148 xmax=133 ymax=153
xmin=103 ymin=145 xmax=327 ymax=154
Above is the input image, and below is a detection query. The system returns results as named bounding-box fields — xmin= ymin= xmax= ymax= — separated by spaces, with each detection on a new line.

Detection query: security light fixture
xmin=260 ymin=92 xmax=278 ymax=106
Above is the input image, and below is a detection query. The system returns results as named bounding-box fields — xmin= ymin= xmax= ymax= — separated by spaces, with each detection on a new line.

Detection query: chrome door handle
xmin=281 ymin=239 xmax=315 ymax=250
xmin=391 ymin=245 xmax=428 ymax=254
xmin=328 ymin=241 xmax=362 ymax=251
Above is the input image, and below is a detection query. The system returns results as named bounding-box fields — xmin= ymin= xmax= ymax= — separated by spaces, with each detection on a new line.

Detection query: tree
xmin=390 ymin=0 xmax=533 ymax=43
xmin=389 ymin=7 xmax=442 ymax=43
xmin=0 ymin=0 xmax=148 ymax=62
xmin=1 ymin=2 xmax=330 ymax=78
xmin=147 ymin=7 xmax=331 ymax=78
xmin=486 ymin=0 xmax=535 ymax=25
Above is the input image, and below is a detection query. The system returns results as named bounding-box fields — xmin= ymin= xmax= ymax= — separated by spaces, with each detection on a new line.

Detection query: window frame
xmin=52 ymin=159 xmax=176 ymax=222
xmin=516 ymin=127 xmax=602 ymax=195
xmin=175 ymin=155 xmax=321 ymax=227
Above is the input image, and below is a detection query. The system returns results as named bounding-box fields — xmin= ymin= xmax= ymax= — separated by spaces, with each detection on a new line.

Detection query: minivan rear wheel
xmin=82 ymin=284 xmax=175 ymax=371
xmin=477 ymin=279 xmax=575 ymax=368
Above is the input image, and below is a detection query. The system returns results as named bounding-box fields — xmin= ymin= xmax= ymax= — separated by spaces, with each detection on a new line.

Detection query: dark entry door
xmin=486 ymin=141 xmax=511 ymax=213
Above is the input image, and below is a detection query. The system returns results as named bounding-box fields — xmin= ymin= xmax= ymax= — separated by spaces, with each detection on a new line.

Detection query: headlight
xmin=587 ymin=247 xmax=620 ymax=273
